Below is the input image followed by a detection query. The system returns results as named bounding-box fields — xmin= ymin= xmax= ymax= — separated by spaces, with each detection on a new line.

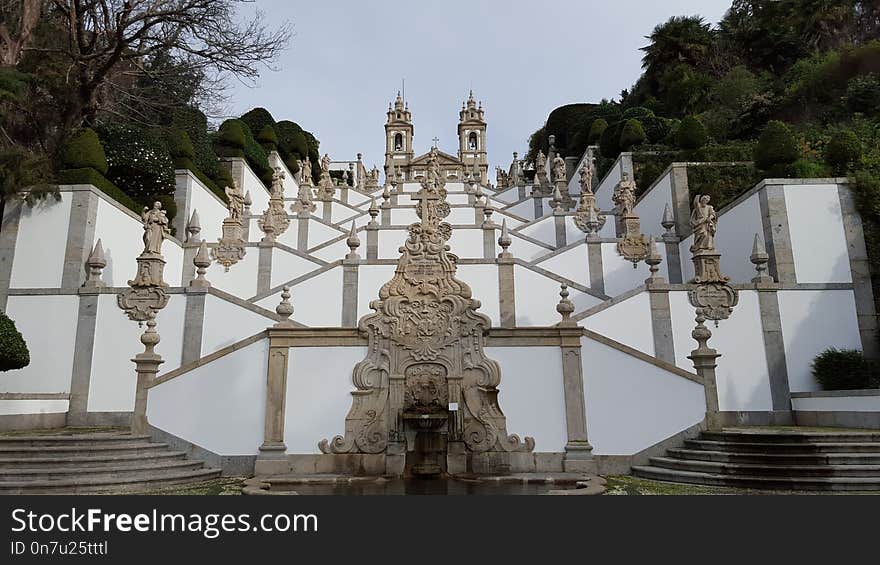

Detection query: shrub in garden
xmin=60 ymin=128 xmax=108 ymax=174
xmin=676 ymin=115 xmax=708 ymax=150
xmin=618 ymin=119 xmax=647 ymax=152
xmin=587 ymin=118 xmax=608 ymax=145
xmin=811 ymin=348 xmax=878 ymax=390
xmin=754 ymin=120 xmax=800 ymax=173
xmin=0 ymin=312 xmax=29 ymax=372
xmin=824 ymin=129 xmax=863 ymax=174
xmin=95 ymin=123 xmax=175 ymax=203
xmin=257 ymin=124 xmax=279 ymax=153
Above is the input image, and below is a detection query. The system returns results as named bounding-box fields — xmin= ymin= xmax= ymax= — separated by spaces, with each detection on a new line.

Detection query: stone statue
xmin=579 ymin=156 xmax=595 ymax=194
xmin=141 ymin=201 xmax=169 ymax=255
xmin=690 ymin=194 xmax=717 ymax=253
xmin=552 ymin=153 xmax=566 ymax=183
xmin=224 ymin=181 xmax=245 ymax=222
xmin=536 ymin=150 xmax=546 ymax=175
xmin=301 ymin=157 xmax=313 ymax=187
xmin=613 ymin=172 xmax=637 ymax=218
xmin=321 ymin=153 xmax=331 ymax=173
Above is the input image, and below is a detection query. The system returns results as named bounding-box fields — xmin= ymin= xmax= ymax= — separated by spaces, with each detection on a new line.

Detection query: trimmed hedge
xmin=56 ymin=168 xmax=142 ymax=215
xmin=619 ymin=119 xmax=647 ymax=151
xmin=240 ymin=107 xmax=276 ymax=141
xmin=167 ymin=129 xmax=195 ymax=160
xmin=754 ymin=120 xmax=800 ymax=172
xmin=686 ymin=163 xmax=761 ymax=211
xmin=0 ymin=312 xmax=29 ymax=372
xmin=213 ymin=119 xmax=271 ymax=184
xmin=811 ymin=348 xmax=878 ymax=390
xmin=258 ymin=124 xmax=279 ymax=152
xmin=588 ymin=119 xmax=608 ymax=145
xmin=676 ymin=115 xmax=708 ymax=150
xmin=60 ymin=128 xmax=108 ymax=174
xmin=824 ymin=129 xmax=863 ymax=174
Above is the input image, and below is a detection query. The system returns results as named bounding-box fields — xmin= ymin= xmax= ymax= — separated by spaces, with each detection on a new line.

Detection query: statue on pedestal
xmin=687 ymin=194 xmax=738 ymax=321
xmin=118 ymin=201 xmax=171 ymax=321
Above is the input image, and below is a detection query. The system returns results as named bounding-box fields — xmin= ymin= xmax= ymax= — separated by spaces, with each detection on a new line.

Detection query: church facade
xmin=384 ymin=91 xmax=488 ymax=185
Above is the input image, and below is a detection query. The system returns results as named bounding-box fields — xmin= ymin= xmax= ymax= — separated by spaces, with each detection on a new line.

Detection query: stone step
xmin=0 ymin=468 xmax=221 ymax=495
xmin=0 ymin=433 xmax=150 ymax=448
xmin=0 ymin=442 xmax=168 ymax=458
xmin=667 ymin=448 xmax=880 ymax=466
xmin=0 ymin=459 xmax=204 ymax=481
xmin=683 ymin=439 xmax=880 ymax=454
xmin=631 ymin=465 xmax=880 ymax=491
xmin=649 ymin=456 xmax=880 ymax=478
xmin=702 ymin=430 xmax=880 ymax=444
xmin=0 ymin=450 xmax=187 ymax=469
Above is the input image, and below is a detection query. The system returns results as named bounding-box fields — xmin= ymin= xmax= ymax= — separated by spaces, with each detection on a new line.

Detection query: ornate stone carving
xmin=316 ymin=153 xmax=335 ymax=200
xmin=508 ymin=151 xmax=524 ymax=186
xmin=573 ymin=158 xmax=606 ymax=238
xmin=300 ymin=157 xmax=313 ymax=187
xmin=614 ymin=172 xmax=648 ymax=266
xmin=118 ymin=201 xmax=170 ymax=322
xmin=687 ymin=194 xmax=739 ymax=322
xmin=533 ymin=150 xmax=548 ymax=195
xmin=364 ymin=166 xmax=381 ymax=190
xmin=319 ymin=166 xmax=534 ymax=457
xmin=259 ymin=167 xmax=290 ymax=236
xmin=496 ymin=166 xmax=509 ymax=189
xmin=211 ymin=179 xmax=247 ymax=271
xmin=290 ymin=179 xmax=317 ymax=215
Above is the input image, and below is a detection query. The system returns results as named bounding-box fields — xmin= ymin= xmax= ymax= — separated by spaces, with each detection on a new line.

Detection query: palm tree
xmin=640 ymin=16 xmax=714 ymax=73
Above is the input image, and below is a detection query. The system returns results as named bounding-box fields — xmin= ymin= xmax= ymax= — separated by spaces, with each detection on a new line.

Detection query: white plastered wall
xmin=513 ymin=265 xmax=601 ymax=325
xmin=486 ymin=346 xmax=567 ymax=452
xmin=284 ymin=346 xmax=367 ymax=453
xmin=792 ymin=394 xmax=880 ymax=412
xmin=712 ymin=190 xmax=764 ymax=283
xmin=601 ymin=243 xmax=668 ymax=296
xmin=1 ymin=295 xmax=78 ymax=393
xmin=206 ymin=248 xmax=258 ymax=299
xmin=634 ymin=171 xmax=672 ymax=237
xmin=534 ymin=245 xmax=590 ymax=289
xmin=10 ymin=195 xmax=71 ymax=288
xmin=582 ymin=336 xmax=705 ymax=455
xmin=201 ymin=294 xmax=273 ymax=355
xmin=582 ymin=292 xmax=655 ymax=356
xmin=784 ymin=183 xmax=851 ymax=283
xmin=148 ymin=339 xmax=268 ymax=455
xmin=778 ymin=289 xmax=861 ymax=393
xmin=187 ymin=177 xmax=228 ymax=244
xmin=670 ymin=290 xmax=773 ymax=412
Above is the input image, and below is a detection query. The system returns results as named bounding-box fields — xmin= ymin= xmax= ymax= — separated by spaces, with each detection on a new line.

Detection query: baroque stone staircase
xmin=0 ymin=428 xmax=220 ymax=494
xmin=632 ymin=428 xmax=880 ymax=491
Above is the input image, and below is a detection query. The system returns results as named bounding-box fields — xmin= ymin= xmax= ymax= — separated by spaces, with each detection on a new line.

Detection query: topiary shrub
xmin=754 ymin=120 xmax=800 ymax=172
xmin=0 ymin=312 xmax=29 ymax=371
xmin=257 ymin=124 xmax=279 ymax=153
xmin=239 ymin=107 xmax=277 ymax=140
xmin=169 ymin=106 xmax=219 ymax=181
xmin=167 ymin=129 xmax=195 ymax=161
xmin=214 ymin=119 xmax=247 ymax=155
xmin=618 ymin=119 xmax=647 ymax=152
xmin=587 ymin=118 xmax=608 ymax=145
xmin=95 ymin=123 xmax=175 ymax=203
xmin=676 ymin=115 xmax=708 ymax=150
xmin=60 ymin=128 xmax=108 ymax=175
xmin=844 ymin=73 xmax=880 ymax=116
xmin=599 ymin=121 xmax=623 ymax=158
xmin=824 ymin=129 xmax=863 ymax=175
xmin=621 ymin=106 xmax=654 ymax=121
xmin=811 ymin=348 xmax=879 ymax=390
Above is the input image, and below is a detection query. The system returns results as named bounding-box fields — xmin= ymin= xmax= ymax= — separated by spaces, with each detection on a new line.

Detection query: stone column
xmin=555 ymin=287 xmax=595 ymax=473
xmin=181 ymin=288 xmax=207 ymax=366
xmin=587 ymin=241 xmax=605 ymax=295
xmin=180 ymin=210 xmax=201 ymax=287
xmin=296 ymin=211 xmax=309 ymax=252
xmin=61 ymin=189 xmax=99 ymax=289
xmin=647 ymin=283 xmax=675 ymax=364
xmin=838 ymin=184 xmax=880 ymax=358
xmin=668 ymin=163 xmax=692 ymax=238
xmin=688 ymin=311 xmax=722 ymax=431
xmin=256 ymin=289 xmax=295 ymax=476
xmin=497 ymin=221 xmax=516 ymax=328
xmin=533 ymin=193 xmax=543 ymax=219
xmin=341 ymin=224 xmax=360 ymax=328
xmin=67 ymin=289 xmax=99 ymax=426
xmin=554 ymin=209 xmax=567 ymax=248
xmin=0 ymin=201 xmax=22 ymax=311
xmin=322 ymin=201 xmax=332 ymax=223
xmin=131 ymin=315 xmax=163 ymax=435
xmin=758 ymin=182 xmax=797 ymax=283
xmin=481 ymin=210 xmax=496 ymax=259
xmin=257 ymin=241 xmax=273 ymax=295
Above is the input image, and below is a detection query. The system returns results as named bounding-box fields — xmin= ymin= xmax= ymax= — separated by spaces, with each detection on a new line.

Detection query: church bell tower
xmin=384 ymin=92 xmax=414 ymax=179
xmin=457 ymin=90 xmax=487 ymax=184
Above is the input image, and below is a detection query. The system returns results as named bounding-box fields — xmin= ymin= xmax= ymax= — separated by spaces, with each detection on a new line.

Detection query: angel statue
xmin=689 ymin=194 xmax=717 ymax=253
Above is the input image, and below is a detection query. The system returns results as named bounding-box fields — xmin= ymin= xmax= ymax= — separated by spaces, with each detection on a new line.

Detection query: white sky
xmin=228 ymin=0 xmax=731 ymax=172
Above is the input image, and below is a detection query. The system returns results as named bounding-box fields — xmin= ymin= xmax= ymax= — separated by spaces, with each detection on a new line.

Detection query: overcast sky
xmin=228 ymin=0 xmax=732 ymax=172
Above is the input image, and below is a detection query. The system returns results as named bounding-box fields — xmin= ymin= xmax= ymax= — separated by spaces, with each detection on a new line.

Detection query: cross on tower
xmin=432 ymin=137 xmax=439 ymax=148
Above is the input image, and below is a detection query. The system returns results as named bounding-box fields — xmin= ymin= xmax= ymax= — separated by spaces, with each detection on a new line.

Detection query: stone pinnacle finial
xmin=274 ymin=286 xmax=294 ymax=327
xmin=482 ymin=206 xmax=494 ymax=227
xmin=691 ymin=309 xmax=712 ymax=350
xmin=381 ymin=184 xmax=391 ymax=208
xmin=556 ymin=284 xmax=575 ymax=327
xmin=191 ymin=240 xmax=211 ymax=288
xmin=553 ymin=186 xmax=563 ymax=213
xmin=750 ymin=233 xmax=773 ymax=283
xmin=368 ymin=197 xmax=379 ymax=223
xmin=498 ymin=219 xmax=512 ymax=259
xmin=661 ymin=203 xmax=676 ymax=239
xmin=140 ymin=312 xmax=160 ymax=355
xmin=346 ymin=222 xmax=361 ymax=260
xmin=645 ymin=236 xmax=665 ymax=285
xmin=186 ymin=209 xmax=201 ymax=242
xmin=244 ymin=191 xmax=252 ymax=208
xmin=83 ymin=239 xmax=107 ymax=288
